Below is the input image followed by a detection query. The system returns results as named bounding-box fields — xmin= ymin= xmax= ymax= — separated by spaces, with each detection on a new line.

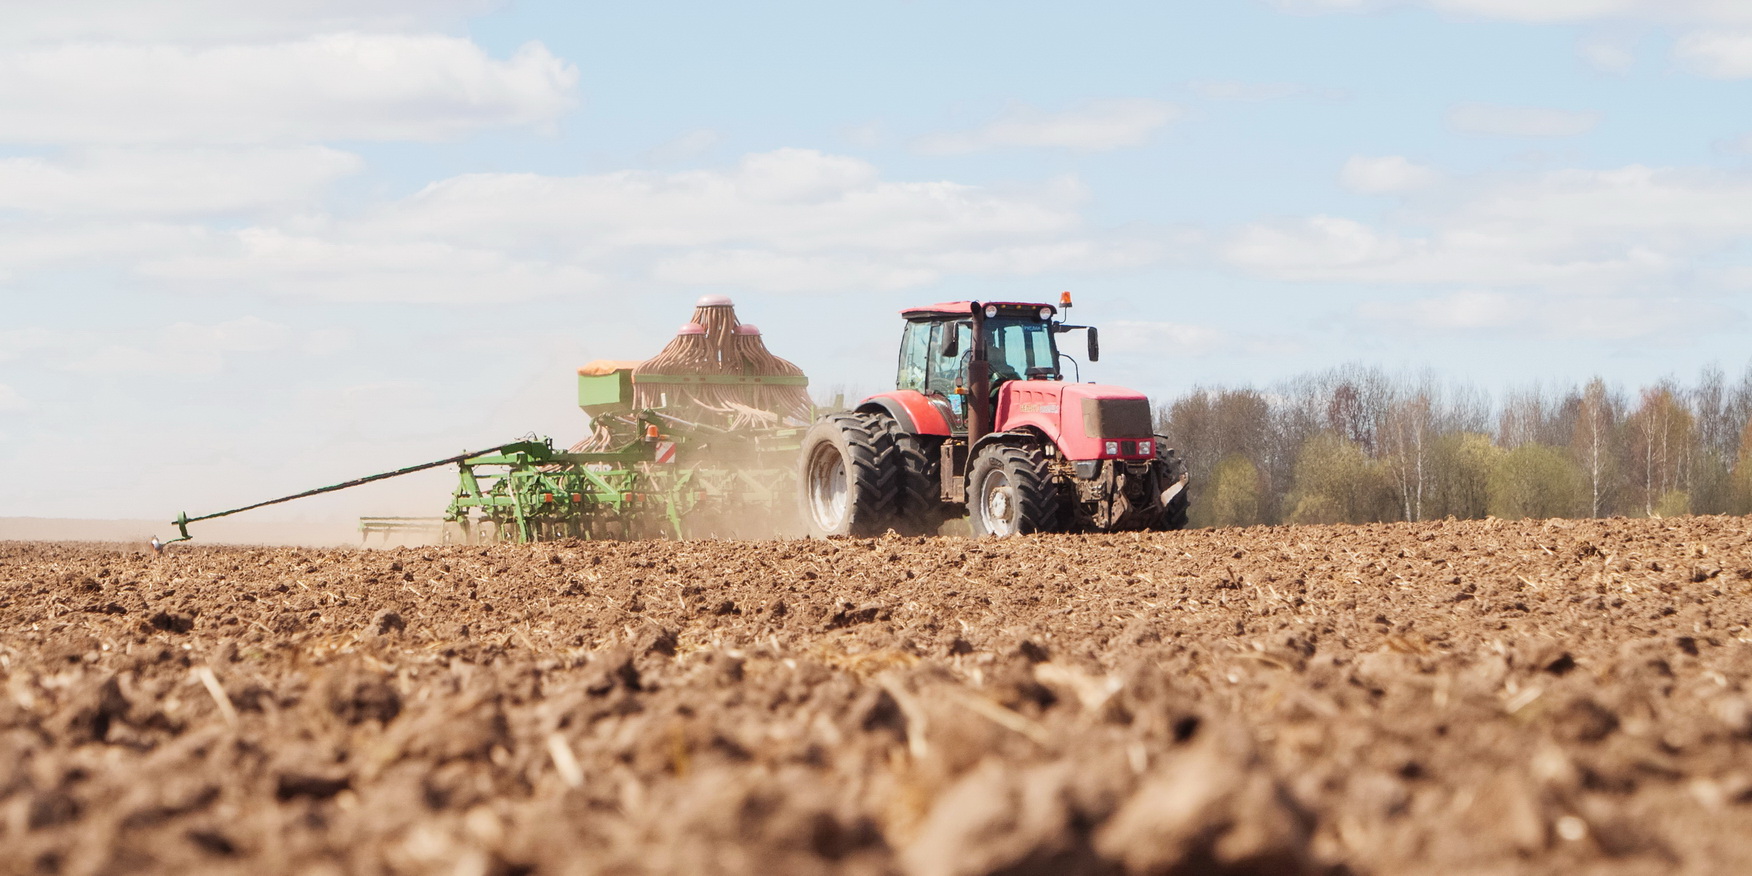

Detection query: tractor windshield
xmin=984 ymin=317 xmax=1058 ymax=382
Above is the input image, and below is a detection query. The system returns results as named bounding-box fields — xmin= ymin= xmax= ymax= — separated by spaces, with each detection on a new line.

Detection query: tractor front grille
xmin=1082 ymin=398 xmax=1152 ymax=439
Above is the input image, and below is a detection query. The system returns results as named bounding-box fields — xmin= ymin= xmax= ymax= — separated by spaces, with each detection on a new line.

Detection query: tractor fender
xmin=857 ymin=390 xmax=951 ymax=436
xmin=969 ymin=428 xmax=1049 ymax=461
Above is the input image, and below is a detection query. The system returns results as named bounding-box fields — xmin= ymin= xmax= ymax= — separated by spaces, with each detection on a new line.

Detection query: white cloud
xmin=131 ymin=149 xmax=1136 ymax=301
xmin=1430 ymin=1 xmax=1664 ymax=24
xmin=1191 ymin=80 xmax=1343 ymax=102
xmin=303 ymin=327 xmax=357 ymax=356
xmin=65 ymin=316 xmax=293 ymax=375
xmin=0 ymin=147 xmax=362 ymax=216
xmin=652 ymin=251 xmax=941 ymax=293
xmin=1452 ymin=165 xmax=1752 ymax=239
xmin=1341 ymin=155 xmax=1443 ymax=193
xmin=1676 ymin=30 xmax=1752 ymax=77
xmin=0 ymin=35 xmax=577 ymax=144
xmin=162 ymin=316 xmax=292 ymax=354
xmin=140 ymin=229 xmax=609 ymax=304
xmin=1356 ymin=290 xmax=1519 ymax=330
xmin=0 ymin=328 xmax=61 ymax=364
xmin=1272 ymin=1 xmax=1752 ymax=79
xmin=1579 ymin=36 xmax=1638 ymax=73
xmin=1447 ymin=102 xmax=1602 ymax=138
xmin=838 ymin=122 xmax=886 ymax=149
xmin=1227 ymin=210 xmax=1674 ymax=288
xmin=1103 ymin=321 xmax=1234 ymax=357
xmin=643 ymin=129 xmax=724 ymax=165
xmin=0 ymin=221 xmax=212 ymax=277
xmin=1225 ymin=216 xmax=1413 ymax=279
xmin=0 ymin=384 xmax=25 ymax=413
xmin=0 ymin=1 xmax=502 ymax=45
xmin=915 ymin=99 xmax=1181 ymax=155
xmin=1 ymin=318 xmax=352 ymax=377
xmin=1360 ymin=290 xmax=1742 ymax=341
xmin=1226 ymin=164 xmax=1752 ymax=301
xmin=1436 ymin=1 xmax=1752 ymax=24
xmin=1272 ymin=0 xmax=1752 ymax=25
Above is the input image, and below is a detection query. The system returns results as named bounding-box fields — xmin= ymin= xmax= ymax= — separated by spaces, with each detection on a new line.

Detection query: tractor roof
xmin=901 ymin=301 xmax=1056 ymax=320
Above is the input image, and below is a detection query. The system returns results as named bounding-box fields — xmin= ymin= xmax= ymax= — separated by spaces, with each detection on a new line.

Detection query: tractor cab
xmin=894 ymin=299 xmax=1097 ymax=434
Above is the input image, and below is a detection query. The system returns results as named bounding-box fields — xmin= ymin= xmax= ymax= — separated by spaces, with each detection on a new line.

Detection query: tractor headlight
xmin=984 ymin=304 xmax=999 ymax=318
xmin=1138 ymin=440 xmax=1153 ymax=457
xmin=1038 ymin=307 xmax=1052 ymax=321
xmin=1104 ymin=440 xmax=1120 ymax=456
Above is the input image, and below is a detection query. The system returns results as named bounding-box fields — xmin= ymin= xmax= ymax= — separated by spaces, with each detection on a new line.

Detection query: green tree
xmin=1489 ymin=444 xmax=1587 ymax=520
xmin=1285 ymin=433 xmax=1394 ymax=525
xmin=1425 ymin=431 xmax=1499 ymax=520
xmin=1652 ymin=490 xmax=1692 ymax=518
xmin=1203 ymin=454 xmax=1263 ymax=528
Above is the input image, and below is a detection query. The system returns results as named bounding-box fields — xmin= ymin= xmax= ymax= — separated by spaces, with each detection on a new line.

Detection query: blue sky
xmin=2 ymin=0 xmax=1750 ymax=521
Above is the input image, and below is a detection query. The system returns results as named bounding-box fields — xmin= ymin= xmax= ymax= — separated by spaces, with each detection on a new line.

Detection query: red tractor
xmin=799 ymin=294 xmax=1190 ymax=537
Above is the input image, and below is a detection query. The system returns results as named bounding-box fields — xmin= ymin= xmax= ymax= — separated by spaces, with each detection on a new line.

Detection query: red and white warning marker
xmin=653 ymin=441 xmax=677 ymax=464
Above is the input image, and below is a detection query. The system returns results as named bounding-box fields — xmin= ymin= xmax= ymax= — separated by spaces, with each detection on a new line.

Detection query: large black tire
xmin=1152 ymin=443 xmax=1191 ymax=531
xmin=867 ymin=416 xmax=946 ymax=537
xmin=798 ymin=413 xmax=901 ymax=537
xmin=967 ymin=443 xmax=1060 ymax=537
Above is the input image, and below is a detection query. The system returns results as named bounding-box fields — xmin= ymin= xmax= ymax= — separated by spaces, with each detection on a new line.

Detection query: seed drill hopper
xmin=168 ymin=296 xmax=813 ymax=545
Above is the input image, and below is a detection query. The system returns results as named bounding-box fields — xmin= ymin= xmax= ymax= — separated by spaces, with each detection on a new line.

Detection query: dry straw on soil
xmin=4 ymin=515 xmax=1752 ymax=874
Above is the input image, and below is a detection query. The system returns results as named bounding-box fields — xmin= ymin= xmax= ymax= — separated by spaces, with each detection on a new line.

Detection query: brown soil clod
xmin=4 ymin=516 xmax=1752 ymax=874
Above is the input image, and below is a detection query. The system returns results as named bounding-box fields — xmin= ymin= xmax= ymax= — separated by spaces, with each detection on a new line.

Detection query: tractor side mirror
xmin=939 ymin=329 xmax=959 ymax=358
xmin=1087 ymin=327 xmax=1100 ymax=362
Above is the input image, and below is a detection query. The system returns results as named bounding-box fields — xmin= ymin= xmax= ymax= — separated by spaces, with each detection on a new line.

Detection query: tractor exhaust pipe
xmin=968 ymin=301 xmax=992 ymax=445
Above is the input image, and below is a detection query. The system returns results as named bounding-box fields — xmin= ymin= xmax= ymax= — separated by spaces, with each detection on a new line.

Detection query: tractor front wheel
xmin=967 ymin=444 xmax=1059 ymax=537
xmin=799 ymin=413 xmax=901 ymax=537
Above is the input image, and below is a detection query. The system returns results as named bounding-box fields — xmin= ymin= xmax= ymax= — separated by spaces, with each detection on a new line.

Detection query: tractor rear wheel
xmin=799 ymin=413 xmax=901 ymax=537
xmin=967 ymin=444 xmax=1059 ymax=537
xmin=865 ymin=416 xmax=945 ymax=536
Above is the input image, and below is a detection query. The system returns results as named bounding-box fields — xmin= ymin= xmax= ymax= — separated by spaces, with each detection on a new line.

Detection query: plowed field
xmin=5 ymin=516 xmax=1752 ymax=875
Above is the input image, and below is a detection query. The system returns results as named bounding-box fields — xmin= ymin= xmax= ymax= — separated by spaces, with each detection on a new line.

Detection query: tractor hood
xmin=997 ymin=381 xmax=1155 ymax=461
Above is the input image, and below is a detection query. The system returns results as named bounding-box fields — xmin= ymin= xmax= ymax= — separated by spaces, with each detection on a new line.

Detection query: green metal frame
xmin=170 ymin=380 xmax=812 ymax=544
xmin=440 ymin=412 xmax=807 ymax=544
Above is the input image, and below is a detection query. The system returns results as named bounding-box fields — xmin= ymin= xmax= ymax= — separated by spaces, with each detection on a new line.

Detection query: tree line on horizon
xmin=1156 ymin=363 xmax=1752 ymax=529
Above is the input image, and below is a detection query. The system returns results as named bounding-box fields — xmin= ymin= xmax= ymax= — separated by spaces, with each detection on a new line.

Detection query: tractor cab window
xmin=925 ymin=320 xmax=972 ymax=398
xmin=897 ymin=320 xmax=931 ymax=391
xmin=984 ymin=318 xmax=1058 ymax=383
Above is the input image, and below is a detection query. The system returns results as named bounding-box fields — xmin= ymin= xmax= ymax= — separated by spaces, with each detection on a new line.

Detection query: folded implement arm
xmin=168 ymin=439 xmax=547 ymax=543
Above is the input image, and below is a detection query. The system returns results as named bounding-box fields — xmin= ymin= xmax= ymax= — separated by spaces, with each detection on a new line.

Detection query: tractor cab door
xmin=897 ymin=320 xmax=933 ymax=392
xmin=896 ymin=318 xmax=974 ymax=434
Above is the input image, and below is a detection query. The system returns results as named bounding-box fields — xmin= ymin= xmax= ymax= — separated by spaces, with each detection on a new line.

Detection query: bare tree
xmin=1569 ymin=378 xmax=1622 ymax=518
xmin=1382 ymin=389 xmax=1433 ymax=522
xmin=1157 ymin=387 xmax=1274 ymax=525
xmin=1626 ymin=383 xmax=1696 ymax=516
xmin=1148 ymin=363 xmax=1739 ymax=528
